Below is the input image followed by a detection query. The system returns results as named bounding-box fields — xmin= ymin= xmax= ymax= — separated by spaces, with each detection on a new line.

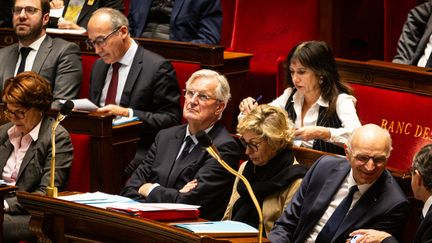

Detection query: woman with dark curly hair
xmin=0 ymin=71 xmax=73 ymax=242
xmin=239 ymin=41 xmax=361 ymax=155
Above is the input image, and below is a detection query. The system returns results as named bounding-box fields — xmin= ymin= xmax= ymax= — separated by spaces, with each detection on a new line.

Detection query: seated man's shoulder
xmin=50 ymin=37 xmax=81 ymax=51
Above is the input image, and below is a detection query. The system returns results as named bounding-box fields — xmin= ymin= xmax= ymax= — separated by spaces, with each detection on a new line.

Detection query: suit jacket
xmin=128 ymin=0 xmax=222 ymax=44
xmin=393 ymin=1 xmax=432 ymax=65
xmin=0 ymin=116 xmax=73 ymax=214
xmin=89 ymin=43 xmax=181 ymax=153
xmin=0 ymin=35 xmax=82 ymax=103
xmin=383 ymin=206 xmax=432 ymax=243
xmin=268 ymin=155 xmax=410 ymax=243
xmin=120 ymin=123 xmax=240 ymax=221
xmin=49 ymin=0 xmax=124 ymax=29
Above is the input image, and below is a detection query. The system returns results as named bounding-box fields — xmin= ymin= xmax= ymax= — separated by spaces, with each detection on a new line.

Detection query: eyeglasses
xmin=4 ymin=108 xmax=30 ymax=119
xmin=12 ymin=6 xmax=41 ymax=16
xmin=239 ymin=137 xmax=264 ymax=153
xmin=353 ymin=154 xmax=388 ymax=166
xmin=183 ymin=89 xmax=220 ymax=102
xmin=85 ymin=27 xmax=121 ymax=49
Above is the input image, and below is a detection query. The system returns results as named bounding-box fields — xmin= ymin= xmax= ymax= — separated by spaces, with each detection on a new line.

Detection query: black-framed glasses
xmin=4 ymin=108 xmax=30 ymax=119
xmin=239 ymin=137 xmax=264 ymax=153
xmin=183 ymin=89 xmax=220 ymax=102
xmin=353 ymin=154 xmax=388 ymax=166
xmin=12 ymin=6 xmax=41 ymax=16
xmin=85 ymin=27 xmax=122 ymax=49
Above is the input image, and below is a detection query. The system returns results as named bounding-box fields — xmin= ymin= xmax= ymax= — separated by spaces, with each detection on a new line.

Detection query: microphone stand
xmin=46 ymin=117 xmax=61 ymax=197
xmin=204 ymin=147 xmax=263 ymax=243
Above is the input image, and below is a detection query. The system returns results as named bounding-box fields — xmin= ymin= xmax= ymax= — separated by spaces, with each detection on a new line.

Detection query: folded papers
xmin=173 ymin=220 xmax=259 ymax=237
xmin=58 ymin=192 xmax=200 ymax=221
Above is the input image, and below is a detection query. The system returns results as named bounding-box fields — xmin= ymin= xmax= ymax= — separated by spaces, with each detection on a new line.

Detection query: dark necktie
xmin=168 ymin=136 xmax=194 ymax=180
xmin=425 ymin=52 xmax=432 ymax=68
xmin=17 ymin=47 xmax=32 ymax=74
xmin=105 ymin=62 xmax=121 ymax=105
xmin=316 ymin=185 xmax=359 ymax=243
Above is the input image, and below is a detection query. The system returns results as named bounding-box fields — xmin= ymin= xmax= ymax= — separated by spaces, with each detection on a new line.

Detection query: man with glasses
xmin=269 ymin=124 xmax=410 ymax=243
xmin=121 ymin=69 xmax=240 ymax=221
xmin=347 ymin=144 xmax=432 ymax=243
xmin=0 ymin=0 xmax=82 ymax=108
xmin=86 ymin=8 xmax=182 ymax=176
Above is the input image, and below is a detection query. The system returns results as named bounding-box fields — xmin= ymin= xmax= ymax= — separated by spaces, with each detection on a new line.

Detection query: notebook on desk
xmin=173 ymin=220 xmax=259 ymax=237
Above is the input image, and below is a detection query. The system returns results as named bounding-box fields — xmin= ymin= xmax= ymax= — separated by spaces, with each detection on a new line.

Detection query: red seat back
xmin=66 ymin=133 xmax=91 ymax=192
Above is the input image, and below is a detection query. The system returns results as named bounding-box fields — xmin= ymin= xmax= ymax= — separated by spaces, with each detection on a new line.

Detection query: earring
xmin=319 ymin=76 xmax=324 ymax=84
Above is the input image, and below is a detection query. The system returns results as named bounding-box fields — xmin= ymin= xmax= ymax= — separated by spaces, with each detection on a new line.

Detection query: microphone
xmin=196 ymin=131 xmax=264 ymax=243
xmin=46 ymin=100 xmax=74 ymax=197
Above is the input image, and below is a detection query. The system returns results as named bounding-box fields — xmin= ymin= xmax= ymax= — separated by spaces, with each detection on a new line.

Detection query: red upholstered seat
xmin=80 ymin=55 xmax=99 ymax=99
xmin=67 ymin=133 xmax=91 ymax=192
xmin=351 ymin=83 xmax=432 ymax=171
xmin=171 ymin=61 xmax=201 ymax=109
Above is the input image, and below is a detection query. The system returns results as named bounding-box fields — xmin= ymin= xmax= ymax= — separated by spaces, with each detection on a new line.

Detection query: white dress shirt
xmin=15 ymin=34 xmax=47 ymax=75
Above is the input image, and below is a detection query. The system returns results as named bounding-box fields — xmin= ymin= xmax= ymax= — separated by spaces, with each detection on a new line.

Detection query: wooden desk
xmin=0 ymin=28 xmax=253 ymax=132
xmin=0 ymin=104 xmax=142 ymax=194
xmin=17 ymin=192 xmax=266 ymax=243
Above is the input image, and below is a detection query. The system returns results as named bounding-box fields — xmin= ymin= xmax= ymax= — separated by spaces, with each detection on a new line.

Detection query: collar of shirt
xmin=292 ymin=90 xmax=329 ymax=108
xmin=7 ymin=118 xmax=42 ymax=145
xmin=348 ymin=169 xmax=372 ymax=195
xmin=19 ymin=34 xmax=47 ymax=52
xmin=423 ymin=195 xmax=432 ymax=217
xmin=118 ymin=40 xmax=138 ymax=67
xmin=185 ymin=124 xmax=214 ymax=145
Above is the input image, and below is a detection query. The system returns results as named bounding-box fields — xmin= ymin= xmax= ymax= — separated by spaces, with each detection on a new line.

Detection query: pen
xmin=254 ymin=95 xmax=263 ymax=104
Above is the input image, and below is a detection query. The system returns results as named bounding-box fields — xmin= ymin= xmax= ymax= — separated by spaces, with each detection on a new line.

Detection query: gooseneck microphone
xmin=196 ymin=131 xmax=263 ymax=243
xmin=46 ymin=100 xmax=74 ymax=197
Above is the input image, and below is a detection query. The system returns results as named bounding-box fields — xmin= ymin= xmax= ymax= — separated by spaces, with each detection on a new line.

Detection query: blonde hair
xmin=237 ymin=104 xmax=295 ymax=151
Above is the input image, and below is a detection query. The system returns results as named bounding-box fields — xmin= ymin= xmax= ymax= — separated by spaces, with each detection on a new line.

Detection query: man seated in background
xmin=121 ymin=69 xmax=240 ymax=221
xmin=269 ymin=124 xmax=410 ymax=243
xmin=86 ymin=7 xmax=182 ymax=176
xmin=128 ymin=0 xmax=222 ymax=44
xmin=348 ymin=144 xmax=432 ymax=243
xmin=393 ymin=1 xmax=432 ymax=67
xmin=48 ymin=0 xmax=124 ymax=30
xmin=0 ymin=0 xmax=82 ymax=108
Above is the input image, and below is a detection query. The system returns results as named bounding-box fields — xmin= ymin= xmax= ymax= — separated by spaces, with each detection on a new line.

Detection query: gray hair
xmin=91 ymin=7 xmax=129 ymax=30
xmin=185 ymin=69 xmax=231 ymax=105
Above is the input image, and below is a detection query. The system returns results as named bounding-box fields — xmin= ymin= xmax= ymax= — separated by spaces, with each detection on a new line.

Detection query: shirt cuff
xmin=147 ymin=183 xmax=160 ymax=196
xmin=128 ymin=108 xmax=134 ymax=118
xmin=4 ymin=200 xmax=9 ymax=212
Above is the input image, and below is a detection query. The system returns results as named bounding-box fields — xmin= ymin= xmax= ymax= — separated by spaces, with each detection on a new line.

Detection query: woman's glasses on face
xmin=4 ymin=108 xmax=29 ymax=119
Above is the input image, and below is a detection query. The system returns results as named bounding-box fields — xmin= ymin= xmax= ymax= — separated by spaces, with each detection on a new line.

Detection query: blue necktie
xmin=316 ymin=185 xmax=359 ymax=243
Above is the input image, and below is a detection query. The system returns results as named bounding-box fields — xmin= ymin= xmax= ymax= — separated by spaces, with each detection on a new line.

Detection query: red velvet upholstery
xmin=67 ymin=133 xmax=90 ymax=192
xmin=171 ymin=61 xmax=201 ymax=109
xmin=80 ymin=55 xmax=98 ymax=99
xmin=220 ymin=0 xmax=236 ymax=49
xmin=351 ymin=83 xmax=432 ymax=171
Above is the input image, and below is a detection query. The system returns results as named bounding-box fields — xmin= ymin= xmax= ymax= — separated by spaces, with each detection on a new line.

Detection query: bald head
xmin=346 ymin=124 xmax=392 ymax=185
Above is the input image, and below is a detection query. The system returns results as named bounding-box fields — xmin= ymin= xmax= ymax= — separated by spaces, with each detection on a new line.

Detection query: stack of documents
xmin=173 ymin=220 xmax=259 ymax=237
xmin=59 ymin=192 xmax=200 ymax=221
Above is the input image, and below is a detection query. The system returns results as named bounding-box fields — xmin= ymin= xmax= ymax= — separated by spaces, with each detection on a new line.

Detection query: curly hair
xmin=237 ymin=104 xmax=295 ymax=152
xmin=2 ymin=71 xmax=53 ymax=112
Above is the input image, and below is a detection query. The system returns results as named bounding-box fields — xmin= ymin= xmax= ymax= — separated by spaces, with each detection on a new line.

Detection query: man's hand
xmin=97 ymin=104 xmax=129 ymax=117
xmin=138 ymin=183 xmax=154 ymax=197
xmin=50 ymin=0 xmax=64 ymax=9
xmin=347 ymin=229 xmax=392 ymax=243
xmin=179 ymin=179 xmax=198 ymax=193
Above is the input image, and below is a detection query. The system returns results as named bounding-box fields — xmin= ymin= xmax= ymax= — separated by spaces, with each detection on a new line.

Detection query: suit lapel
xmin=333 ymin=172 xmax=387 ymax=241
xmin=0 ymin=138 xmax=13 ymax=175
xmin=77 ymin=1 xmax=93 ymax=24
xmin=4 ymin=45 xmax=19 ymax=81
xmin=165 ymin=128 xmax=186 ymax=187
xmin=16 ymin=143 xmax=36 ymax=181
xmin=171 ymin=0 xmax=185 ymax=25
xmin=93 ymin=63 xmax=110 ymax=105
xmin=120 ymin=43 xmax=142 ymax=107
xmin=32 ymin=36 xmax=52 ymax=73
xmin=414 ymin=206 xmax=432 ymax=243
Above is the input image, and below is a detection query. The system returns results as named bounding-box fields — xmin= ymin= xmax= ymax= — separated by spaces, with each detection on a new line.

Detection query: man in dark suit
xmin=48 ymin=0 xmax=124 ymax=30
xmin=0 ymin=0 xmax=82 ymax=107
xmin=347 ymin=144 xmax=432 ymax=243
xmin=120 ymin=69 xmax=240 ymax=221
xmin=128 ymin=0 xmax=222 ymax=44
xmin=393 ymin=1 xmax=432 ymax=67
xmin=86 ymin=7 xmax=182 ymax=176
xmin=268 ymin=124 xmax=410 ymax=243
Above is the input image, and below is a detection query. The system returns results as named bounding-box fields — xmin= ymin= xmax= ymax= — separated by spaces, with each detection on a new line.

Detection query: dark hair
xmin=13 ymin=0 xmax=50 ymax=15
xmin=412 ymin=144 xmax=432 ymax=191
xmin=285 ymin=40 xmax=352 ymax=117
xmin=2 ymin=71 xmax=53 ymax=112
